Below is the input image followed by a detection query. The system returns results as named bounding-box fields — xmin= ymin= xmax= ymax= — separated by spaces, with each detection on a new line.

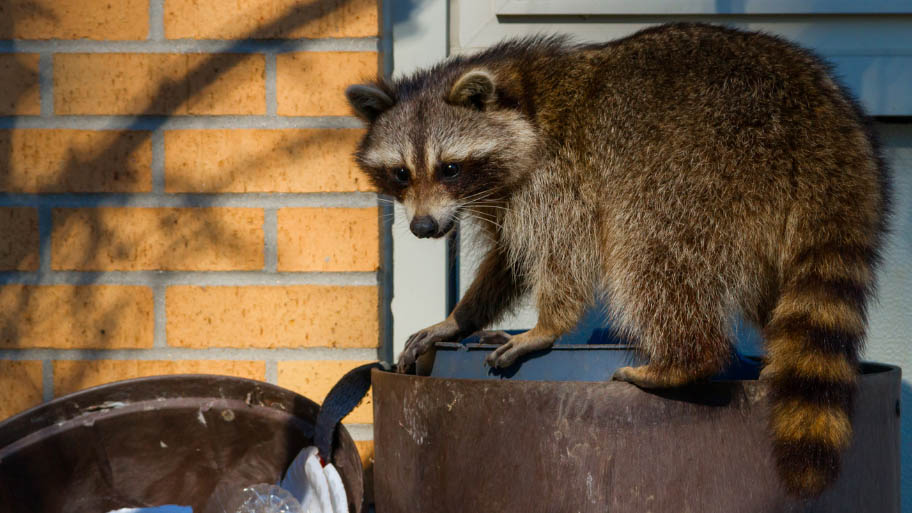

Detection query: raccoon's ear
xmin=346 ymin=84 xmax=395 ymax=122
xmin=448 ymin=69 xmax=496 ymax=110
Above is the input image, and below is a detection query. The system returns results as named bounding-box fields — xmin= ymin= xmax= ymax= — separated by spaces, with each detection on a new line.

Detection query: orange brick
xmin=355 ymin=440 xmax=375 ymax=504
xmin=0 ymin=0 xmax=148 ymax=40
xmin=52 ymin=208 xmax=264 ymax=271
xmin=54 ymin=360 xmax=266 ymax=397
xmin=355 ymin=440 xmax=374 ymax=465
xmin=166 ymin=285 xmax=379 ymax=348
xmin=55 ymin=54 xmax=266 ymax=115
xmin=0 ymin=130 xmax=152 ymax=193
xmin=0 ymin=285 xmax=153 ymax=349
xmin=165 ymin=0 xmax=378 ymax=39
xmin=165 ymin=129 xmax=374 ymax=193
xmin=277 ymin=360 xmax=373 ymax=423
xmin=0 ymin=361 xmax=43 ymax=421
xmin=0 ymin=54 xmax=40 ymax=115
xmin=0 ymin=208 xmax=38 ymax=271
xmin=278 ymin=208 xmax=378 ymax=271
xmin=277 ymin=52 xmax=377 ymax=116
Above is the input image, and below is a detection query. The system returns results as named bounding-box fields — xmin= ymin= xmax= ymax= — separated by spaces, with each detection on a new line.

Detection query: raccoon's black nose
xmin=410 ymin=216 xmax=439 ymax=238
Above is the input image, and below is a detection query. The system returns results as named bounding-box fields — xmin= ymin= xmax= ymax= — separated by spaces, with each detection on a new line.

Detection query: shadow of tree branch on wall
xmin=0 ymin=0 xmax=388 ymax=409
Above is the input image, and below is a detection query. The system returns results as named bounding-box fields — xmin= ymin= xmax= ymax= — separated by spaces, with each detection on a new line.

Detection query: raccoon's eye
xmin=441 ymin=162 xmax=461 ymax=179
xmin=392 ymin=167 xmax=410 ymax=184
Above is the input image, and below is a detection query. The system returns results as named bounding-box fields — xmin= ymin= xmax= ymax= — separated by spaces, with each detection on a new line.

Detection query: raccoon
xmin=345 ymin=23 xmax=890 ymax=496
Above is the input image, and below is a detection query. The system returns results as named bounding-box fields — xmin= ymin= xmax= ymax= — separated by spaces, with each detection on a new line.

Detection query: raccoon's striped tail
xmin=763 ymin=241 xmax=875 ymax=497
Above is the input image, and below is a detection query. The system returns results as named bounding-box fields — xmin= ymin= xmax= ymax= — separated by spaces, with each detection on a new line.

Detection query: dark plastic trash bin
xmin=0 ymin=375 xmax=364 ymax=513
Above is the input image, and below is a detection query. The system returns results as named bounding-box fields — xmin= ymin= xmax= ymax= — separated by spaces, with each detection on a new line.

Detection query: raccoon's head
xmin=346 ymin=68 xmax=538 ymax=239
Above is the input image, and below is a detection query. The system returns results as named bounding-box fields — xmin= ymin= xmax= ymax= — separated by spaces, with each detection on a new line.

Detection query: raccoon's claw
xmin=397 ymin=331 xmax=435 ymax=374
xmin=397 ymin=318 xmax=463 ymax=373
xmin=396 ymin=342 xmax=422 ymax=374
xmin=484 ymin=331 xmax=555 ymax=368
xmin=484 ymin=341 xmax=516 ymax=368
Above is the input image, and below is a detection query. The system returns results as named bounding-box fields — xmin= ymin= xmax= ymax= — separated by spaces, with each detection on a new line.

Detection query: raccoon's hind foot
xmin=397 ymin=317 xmax=464 ymax=373
xmin=484 ymin=330 xmax=557 ymax=368
xmin=612 ymin=364 xmax=717 ymax=389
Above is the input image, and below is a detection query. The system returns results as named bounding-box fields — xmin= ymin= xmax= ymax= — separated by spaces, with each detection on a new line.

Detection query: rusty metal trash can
xmin=372 ymin=361 xmax=901 ymax=513
xmin=0 ymin=375 xmax=364 ymax=513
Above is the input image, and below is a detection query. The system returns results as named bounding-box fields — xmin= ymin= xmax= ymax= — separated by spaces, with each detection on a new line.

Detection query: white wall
xmin=388 ymin=0 xmax=451 ymax=359
xmin=867 ymin=123 xmax=912 ymax=513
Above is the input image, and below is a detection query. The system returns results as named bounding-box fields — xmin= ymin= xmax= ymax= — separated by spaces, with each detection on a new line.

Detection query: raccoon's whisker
xmin=460 ymin=189 xmax=497 ymax=201
xmin=460 ymin=197 xmax=508 ymax=209
xmin=463 ymin=209 xmax=498 ymax=225
xmin=462 ymin=197 xmax=502 ymax=205
xmin=466 ymin=212 xmax=499 ymax=225
xmin=461 ymin=204 xmax=499 ymax=218
xmin=465 ymin=201 xmax=512 ymax=213
xmin=462 ymin=209 xmax=508 ymax=232
xmin=464 ymin=208 xmax=505 ymax=232
xmin=460 ymin=188 xmax=505 ymax=203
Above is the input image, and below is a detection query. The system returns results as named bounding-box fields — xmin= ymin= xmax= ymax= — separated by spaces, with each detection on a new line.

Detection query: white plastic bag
xmin=221 ymin=446 xmax=347 ymax=513
xmin=279 ymin=446 xmax=347 ymax=513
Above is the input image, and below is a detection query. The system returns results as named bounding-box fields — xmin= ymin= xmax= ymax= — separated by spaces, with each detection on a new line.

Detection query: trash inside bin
xmin=0 ymin=375 xmax=364 ymax=513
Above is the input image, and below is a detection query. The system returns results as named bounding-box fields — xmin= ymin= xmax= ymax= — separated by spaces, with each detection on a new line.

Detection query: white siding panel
xmin=453 ymin=1 xmax=912 ymax=116
xmin=391 ymin=0 xmax=450 ymax=358
xmin=497 ymin=0 xmax=912 ymax=15
xmin=831 ymin=56 xmax=912 ymax=116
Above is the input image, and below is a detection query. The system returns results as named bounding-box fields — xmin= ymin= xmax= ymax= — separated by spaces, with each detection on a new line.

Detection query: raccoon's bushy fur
xmin=347 ymin=23 xmax=890 ymax=497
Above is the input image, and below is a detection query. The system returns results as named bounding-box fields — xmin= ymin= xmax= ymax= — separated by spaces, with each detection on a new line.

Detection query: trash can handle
xmin=315 ymin=361 xmax=391 ymax=463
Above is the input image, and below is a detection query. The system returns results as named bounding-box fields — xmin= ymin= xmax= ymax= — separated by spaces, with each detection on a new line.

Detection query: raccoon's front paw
xmin=484 ymin=331 xmax=556 ymax=369
xmin=397 ymin=318 xmax=463 ymax=373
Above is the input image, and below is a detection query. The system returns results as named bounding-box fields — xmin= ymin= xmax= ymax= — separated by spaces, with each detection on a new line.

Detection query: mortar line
xmin=265 ymin=53 xmax=278 ymax=116
xmin=0 ymin=115 xmax=364 ymax=130
xmin=0 ymin=38 xmax=380 ymax=54
xmin=0 ymin=270 xmax=379 ymax=286
xmin=153 ymin=284 xmax=167 ymax=348
xmin=37 ymin=207 xmax=52 ymax=272
xmin=148 ymin=0 xmax=165 ymax=41
xmin=151 ymin=130 xmax=165 ymax=193
xmin=1 ymin=348 xmax=381 ymax=361
xmin=264 ymin=209 xmax=279 ymax=272
xmin=265 ymin=360 xmax=278 ymax=385
xmin=0 ymin=192 xmax=379 ymax=208
xmin=41 ymin=360 xmax=54 ymax=402
xmin=38 ymin=53 xmax=54 ymax=117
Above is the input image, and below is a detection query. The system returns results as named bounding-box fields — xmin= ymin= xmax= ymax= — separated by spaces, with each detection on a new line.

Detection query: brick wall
xmin=0 ymin=0 xmax=383 ymax=472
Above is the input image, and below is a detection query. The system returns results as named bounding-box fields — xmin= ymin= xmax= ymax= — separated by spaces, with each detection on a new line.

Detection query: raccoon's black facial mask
xmin=392 ymin=167 xmax=411 ymax=185
xmin=370 ymin=166 xmax=410 ymax=200
xmin=437 ymin=157 xmax=508 ymax=201
xmin=440 ymin=162 xmax=461 ymax=180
